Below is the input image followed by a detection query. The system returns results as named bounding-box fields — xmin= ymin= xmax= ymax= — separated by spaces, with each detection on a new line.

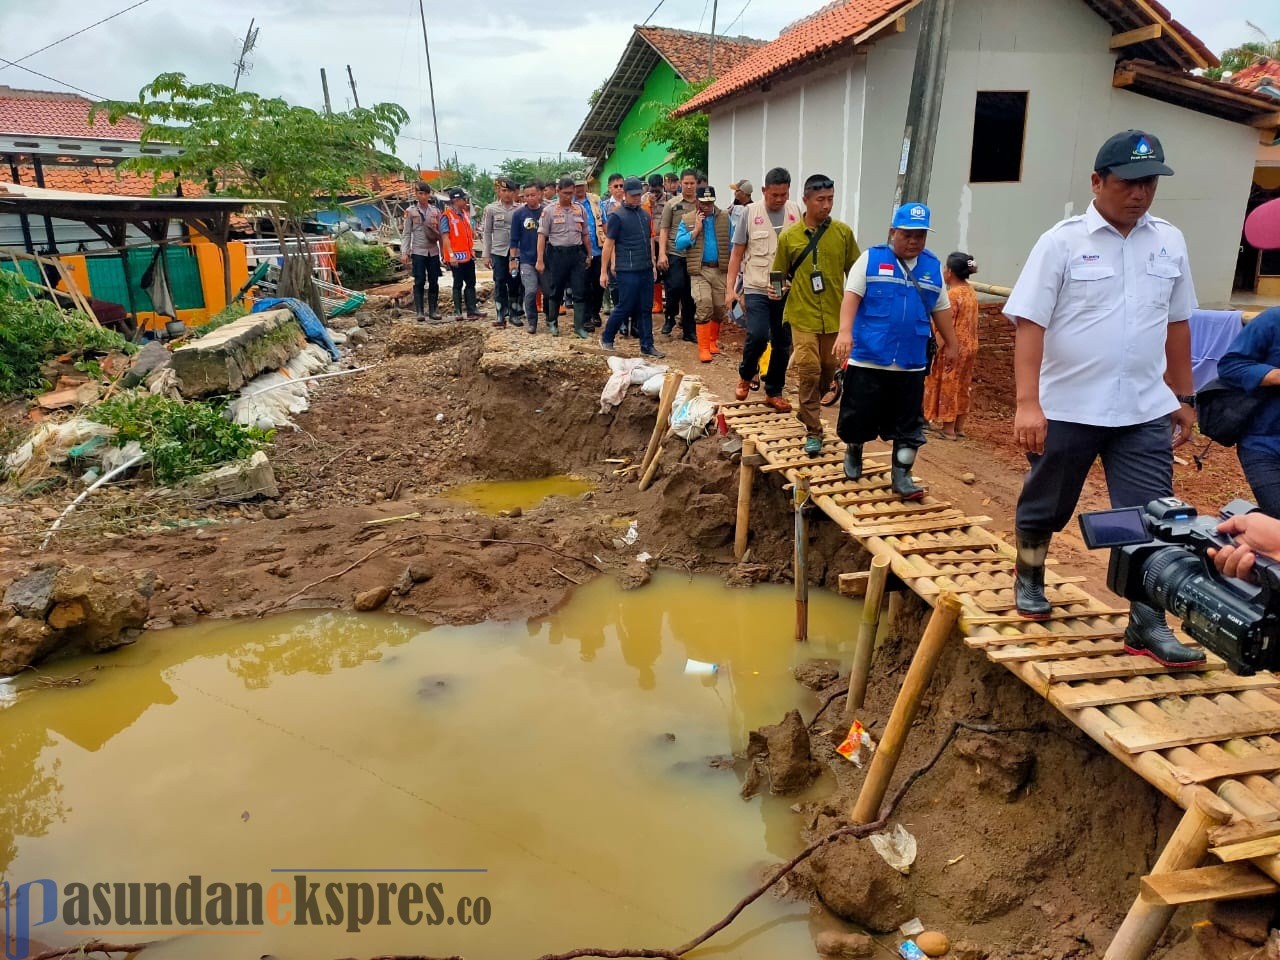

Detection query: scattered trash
xmin=868 ymin=823 xmax=918 ymax=875
xmin=836 ymin=720 xmax=876 ymax=767
xmin=435 ymin=413 xmax=445 ymax=422
xmin=600 ymin=357 xmax=668 ymax=412
xmin=900 ymin=918 xmax=925 ymax=937
xmin=622 ymin=520 xmax=639 ymax=545
xmin=635 ymin=551 xmax=653 ymax=564
xmin=670 ymin=380 xmax=717 ymax=441
xmin=961 ymin=472 xmax=976 ymax=484
xmin=684 ymin=658 xmax=719 ymax=676
xmin=721 ymin=436 xmax=743 ymax=456
xmin=916 ymin=932 xmax=950 ymax=957
xmin=943 ymin=854 xmax=966 ymax=870
xmin=897 ymin=940 xmax=927 ymax=960
xmin=229 ymin=344 xmax=333 ymax=430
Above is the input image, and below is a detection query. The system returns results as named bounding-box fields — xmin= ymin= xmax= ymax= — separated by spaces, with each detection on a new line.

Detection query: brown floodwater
xmin=442 ymin=475 xmax=595 ymax=514
xmin=0 ymin=572 xmax=862 ymax=959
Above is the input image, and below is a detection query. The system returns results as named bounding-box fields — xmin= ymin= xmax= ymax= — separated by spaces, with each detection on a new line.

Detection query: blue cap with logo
xmin=1094 ymin=129 xmax=1174 ymax=179
xmin=891 ymin=202 xmax=932 ymax=231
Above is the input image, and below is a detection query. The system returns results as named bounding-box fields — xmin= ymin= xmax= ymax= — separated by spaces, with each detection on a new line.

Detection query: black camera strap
xmin=786 ymin=220 xmax=830 ymax=281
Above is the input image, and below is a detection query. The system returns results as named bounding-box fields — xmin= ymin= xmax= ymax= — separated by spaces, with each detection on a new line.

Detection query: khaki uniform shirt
xmin=539 ymin=201 xmax=590 ymax=249
xmin=660 ymin=197 xmax=696 ymax=256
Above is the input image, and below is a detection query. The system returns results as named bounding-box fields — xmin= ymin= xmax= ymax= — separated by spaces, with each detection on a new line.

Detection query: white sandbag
xmin=670 ymin=380 xmax=717 ymax=441
xmin=600 ymin=356 xmax=667 ymax=413
xmin=641 ymin=373 xmax=665 ymax=396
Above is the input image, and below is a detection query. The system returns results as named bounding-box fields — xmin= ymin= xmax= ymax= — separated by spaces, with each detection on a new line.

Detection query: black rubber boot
xmin=843 ymin=443 xmax=863 ymax=481
xmin=572 ymin=303 xmax=589 ymax=340
xmin=1014 ymin=529 xmax=1053 ymax=620
xmin=549 ymin=319 xmax=559 ymax=337
xmin=1124 ymin=603 xmax=1206 ymax=668
xmin=660 ymin=319 xmax=674 ymax=336
xmin=890 ymin=444 xmax=924 ymax=500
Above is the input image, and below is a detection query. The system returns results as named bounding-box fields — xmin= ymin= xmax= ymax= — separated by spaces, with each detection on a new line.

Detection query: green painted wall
xmin=598 ymin=60 xmax=683 ymax=181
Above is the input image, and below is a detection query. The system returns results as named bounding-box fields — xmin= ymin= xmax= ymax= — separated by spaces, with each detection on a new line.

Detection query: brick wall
xmin=972 ymin=302 xmax=1015 ymax=416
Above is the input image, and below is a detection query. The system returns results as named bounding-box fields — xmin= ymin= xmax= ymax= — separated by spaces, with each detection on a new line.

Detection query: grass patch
xmin=189 ymin=302 xmax=249 ymax=339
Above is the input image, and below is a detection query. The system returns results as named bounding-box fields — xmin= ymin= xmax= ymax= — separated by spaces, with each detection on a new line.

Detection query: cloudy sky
xmin=1 ymin=0 xmax=1277 ymax=173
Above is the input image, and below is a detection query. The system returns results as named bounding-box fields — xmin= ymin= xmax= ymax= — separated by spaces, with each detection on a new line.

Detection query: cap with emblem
xmin=696 ymin=185 xmax=717 ymax=201
xmin=730 ymin=179 xmax=753 ymax=194
xmin=1094 ymin=130 xmax=1174 ymax=179
xmin=446 ymin=187 xmax=467 ymax=199
xmin=623 ymin=176 xmax=645 ymax=196
xmin=891 ymin=202 xmax=932 ymax=230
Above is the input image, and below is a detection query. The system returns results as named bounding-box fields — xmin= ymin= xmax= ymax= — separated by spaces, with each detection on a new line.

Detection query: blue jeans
xmin=1238 ymin=443 xmax=1280 ymax=518
xmin=603 ymin=270 xmax=655 ymax=351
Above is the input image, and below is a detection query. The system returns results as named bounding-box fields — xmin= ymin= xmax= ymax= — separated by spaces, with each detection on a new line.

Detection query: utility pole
xmin=233 ymin=17 xmax=258 ymax=91
xmin=346 ymin=64 xmax=361 ymax=108
xmin=320 ymin=67 xmax=333 ymax=115
xmin=706 ymin=0 xmax=719 ymax=76
xmin=893 ymin=0 xmax=955 ymax=210
xmin=417 ymin=0 xmax=444 ymax=174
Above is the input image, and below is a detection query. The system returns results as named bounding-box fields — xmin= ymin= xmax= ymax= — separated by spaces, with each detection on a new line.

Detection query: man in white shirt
xmin=1005 ymin=129 xmax=1202 ymax=667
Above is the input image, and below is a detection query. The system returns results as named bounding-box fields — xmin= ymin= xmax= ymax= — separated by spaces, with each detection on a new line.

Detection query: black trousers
xmin=837 ymin=366 xmax=927 ymax=447
xmin=1015 ymin=415 xmax=1173 ymax=535
xmin=450 ymin=260 xmax=477 ymax=316
xmin=491 ymin=254 xmax=519 ymax=318
xmin=664 ymin=256 xmax=696 ymax=333
xmin=1238 ymin=445 xmax=1280 ymax=518
xmin=738 ymin=293 xmax=791 ymax=397
xmin=584 ymin=254 xmax=605 ymax=321
xmin=411 ymin=254 xmax=441 ymax=317
xmin=546 ymin=246 xmax=586 ymax=321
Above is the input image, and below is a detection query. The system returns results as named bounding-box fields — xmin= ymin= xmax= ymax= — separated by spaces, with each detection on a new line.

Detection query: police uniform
xmin=539 ymin=198 xmax=592 ymax=338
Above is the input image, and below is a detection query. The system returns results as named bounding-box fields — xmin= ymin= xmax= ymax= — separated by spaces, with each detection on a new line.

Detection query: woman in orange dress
xmin=924 ymin=252 xmax=979 ymax=440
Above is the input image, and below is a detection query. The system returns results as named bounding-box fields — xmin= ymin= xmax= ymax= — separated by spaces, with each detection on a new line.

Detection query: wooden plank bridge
xmin=720 ymin=397 xmax=1280 ymax=958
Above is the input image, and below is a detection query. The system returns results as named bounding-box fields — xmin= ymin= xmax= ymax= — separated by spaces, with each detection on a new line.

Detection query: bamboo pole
xmin=734 ymin=439 xmax=756 ymax=560
xmin=794 ymin=477 xmax=809 ymax=643
xmin=638 ymin=370 xmax=682 ymax=492
xmin=852 ymin=592 xmax=963 ymax=823
xmin=845 ymin=555 xmax=891 ymax=716
xmin=1104 ymin=787 xmax=1233 ymax=960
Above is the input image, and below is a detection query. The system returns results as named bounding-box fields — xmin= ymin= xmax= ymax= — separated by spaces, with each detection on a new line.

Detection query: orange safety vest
xmin=442 ymin=208 xmax=475 ymax=264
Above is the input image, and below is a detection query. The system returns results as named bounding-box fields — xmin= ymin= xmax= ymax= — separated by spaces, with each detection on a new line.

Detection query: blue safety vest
xmin=853 ymin=245 xmax=943 ymax=368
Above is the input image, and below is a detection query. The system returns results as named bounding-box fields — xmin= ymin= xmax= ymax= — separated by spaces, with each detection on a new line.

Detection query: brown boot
xmin=708 ymin=319 xmax=722 ymax=355
xmin=735 ymin=379 xmax=751 ymax=401
xmin=696 ymin=323 xmax=713 ymax=363
xmin=763 ymin=395 xmax=792 ymax=413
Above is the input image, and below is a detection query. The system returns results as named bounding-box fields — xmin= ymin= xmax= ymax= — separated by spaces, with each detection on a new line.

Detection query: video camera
xmin=1077 ymin=497 xmax=1280 ymax=675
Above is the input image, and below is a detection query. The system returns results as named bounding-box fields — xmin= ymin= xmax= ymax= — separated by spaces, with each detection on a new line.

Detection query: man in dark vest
xmin=675 ymin=185 xmax=732 ymax=363
xmin=834 ymin=202 xmax=959 ymax=499
xmin=600 ymin=177 xmax=665 ymax=358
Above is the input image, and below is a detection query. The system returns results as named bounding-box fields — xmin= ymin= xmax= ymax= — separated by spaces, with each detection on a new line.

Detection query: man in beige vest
xmin=675 ymin=185 xmax=733 ymax=363
xmin=725 ymin=167 xmax=802 ymax=408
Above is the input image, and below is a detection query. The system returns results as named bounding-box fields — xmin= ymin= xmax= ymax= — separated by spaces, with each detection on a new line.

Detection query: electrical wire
xmin=399 ymin=134 xmax=570 ymax=156
xmin=722 ymin=0 xmax=754 ymax=34
xmin=641 ymin=0 xmax=668 ymax=26
xmin=0 ymin=55 xmax=104 ymax=99
xmin=0 ymin=0 xmax=154 ymax=73
xmin=697 ymin=0 xmax=711 ymax=32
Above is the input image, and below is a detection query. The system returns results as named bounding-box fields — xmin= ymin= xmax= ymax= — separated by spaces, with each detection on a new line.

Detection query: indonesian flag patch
xmin=878 ymin=263 xmax=896 ymax=275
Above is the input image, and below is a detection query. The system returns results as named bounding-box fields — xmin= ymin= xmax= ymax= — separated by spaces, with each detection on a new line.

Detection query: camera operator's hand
xmin=1210 ymin=513 xmax=1280 ymax=582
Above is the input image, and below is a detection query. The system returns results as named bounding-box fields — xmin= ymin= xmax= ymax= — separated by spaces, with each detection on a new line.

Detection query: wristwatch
xmin=1176 ymin=394 xmax=1196 ymax=407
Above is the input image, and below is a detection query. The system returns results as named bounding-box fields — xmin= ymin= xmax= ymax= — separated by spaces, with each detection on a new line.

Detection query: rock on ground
xmin=794 ymin=658 xmax=841 ymax=690
xmin=814 ymin=931 xmax=874 ymax=958
xmin=743 ymin=709 xmax=820 ymax=796
xmin=353 ymin=585 xmax=392 ymax=611
xmin=810 ymin=836 xmax=917 ymax=933
xmin=616 ymin=561 xmax=651 ymax=591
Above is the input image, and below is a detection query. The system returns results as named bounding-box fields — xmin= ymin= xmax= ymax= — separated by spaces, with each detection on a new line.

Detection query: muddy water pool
xmin=0 ymin=572 xmax=861 ymax=959
xmin=443 ymin=475 xmax=595 ymax=514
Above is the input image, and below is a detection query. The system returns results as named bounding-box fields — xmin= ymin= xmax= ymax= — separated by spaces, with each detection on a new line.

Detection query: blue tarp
xmin=251 ymin=297 xmax=340 ymax=361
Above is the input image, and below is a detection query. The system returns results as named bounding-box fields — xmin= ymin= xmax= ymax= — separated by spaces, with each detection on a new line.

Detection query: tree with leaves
xmin=1205 ymin=21 xmax=1280 ymax=81
xmin=495 ymin=156 xmax=587 ymax=188
xmin=93 ymin=73 xmax=409 ymax=312
xmin=636 ymin=78 xmax=713 ymax=173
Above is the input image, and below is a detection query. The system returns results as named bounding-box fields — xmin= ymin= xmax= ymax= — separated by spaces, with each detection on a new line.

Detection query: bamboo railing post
xmin=845 ymin=554 xmax=891 ymax=717
xmin=794 ymin=476 xmax=809 ymax=643
xmin=637 ymin=370 xmax=682 ymax=492
xmin=734 ymin=439 xmax=756 ymax=560
xmin=851 ymin=593 xmax=963 ymax=823
xmin=1104 ymin=787 xmax=1233 ymax=960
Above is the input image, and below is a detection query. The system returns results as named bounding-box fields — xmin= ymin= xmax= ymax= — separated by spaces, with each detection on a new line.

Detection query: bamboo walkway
xmin=721 ymin=397 xmax=1280 ymax=955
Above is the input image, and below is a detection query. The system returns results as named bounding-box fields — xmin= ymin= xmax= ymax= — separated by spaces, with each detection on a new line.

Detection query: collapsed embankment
xmin=1 ymin=312 xmax=1264 ymax=959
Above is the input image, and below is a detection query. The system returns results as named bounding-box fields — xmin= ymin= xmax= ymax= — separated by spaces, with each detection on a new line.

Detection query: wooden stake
xmin=852 ymin=593 xmax=963 ymax=823
xmin=845 ymin=554 xmax=891 ymax=716
xmin=1104 ymin=787 xmax=1233 ymax=960
xmin=734 ymin=439 xmax=756 ymax=560
xmin=638 ymin=370 xmax=681 ymax=491
xmin=795 ymin=477 xmax=809 ymax=643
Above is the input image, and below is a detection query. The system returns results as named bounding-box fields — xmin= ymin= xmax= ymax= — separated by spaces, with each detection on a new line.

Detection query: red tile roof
xmin=634 ymin=26 xmax=768 ymax=83
xmin=0 ymin=85 xmax=143 ymax=140
xmin=0 ymin=165 xmax=199 ymax=197
xmin=1230 ymin=58 xmax=1280 ymax=94
xmin=676 ymin=0 xmax=1217 ymax=116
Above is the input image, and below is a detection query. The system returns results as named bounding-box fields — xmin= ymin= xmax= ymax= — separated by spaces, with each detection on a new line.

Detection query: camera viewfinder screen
xmin=1078 ymin=507 xmax=1151 ymax=549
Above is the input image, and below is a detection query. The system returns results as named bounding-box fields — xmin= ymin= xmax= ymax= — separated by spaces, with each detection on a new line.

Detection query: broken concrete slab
xmin=4 ymin=565 xmax=58 ymax=618
xmin=170 ymin=309 xmax=304 ymax=397
xmin=185 ymin=451 xmax=280 ymax=502
xmin=37 ymin=381 xmax=100 ymax=410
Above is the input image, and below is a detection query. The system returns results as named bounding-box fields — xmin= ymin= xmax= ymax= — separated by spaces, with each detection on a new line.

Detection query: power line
xmin=723 ymin=0 xmax=754 ymax=34
xmin=0 ymin=55 xmax=104 ymax=99
xmin=0 ymin=0 xmax=154 ymax=73
xmin=641 ymin=0 xmax=668 ymax=26
xmin=399 ymin=134 xmax=570 ymax=156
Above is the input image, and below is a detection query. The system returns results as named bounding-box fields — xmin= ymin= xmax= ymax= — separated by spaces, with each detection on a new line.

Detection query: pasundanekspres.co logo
xmin=3 ymin=870 xmax=491 ymax=959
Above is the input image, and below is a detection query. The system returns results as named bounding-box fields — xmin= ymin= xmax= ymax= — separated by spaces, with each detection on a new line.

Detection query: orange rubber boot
xmin=696 ymin=323 xmax=713 ymax=363
xmin=708 ymin=319 xmax=722 ymax=355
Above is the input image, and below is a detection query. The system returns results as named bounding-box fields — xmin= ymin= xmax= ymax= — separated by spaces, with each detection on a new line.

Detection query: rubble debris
xmin=810 ymin=836 xmax=917 ymax=933
xmin=170 ymin=309 xmax=305 ymax=397
xmin=794 ymin=658 xmax=841 ymax=690
xmin=814 ymin=930 xmax=874 ymax=958
xmin=742 ymin=709 xmax=820 ymax=796
xmin=121 ymin=340 xmax=172 ymax=387
xmin=184 ymin=451 xmax=280 ymax=502
xmin=37 ymin=381 xmax=100 ymax=410
xmin=615 ymin=561 xmax=651 ymax=591
xmin=949 ymin=940 xmax=988 ymax=960
xmin=0 ymin=564 xmax=154 ymax=675
xmin=353 ymin=585 xmax=392 ymax=611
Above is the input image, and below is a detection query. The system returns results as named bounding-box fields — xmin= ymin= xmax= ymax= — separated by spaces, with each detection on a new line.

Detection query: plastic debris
xmin=670 ymin=380 xmax=717 ymax=441
xmin=899 ymin=918 xmax=925 ymax=937
xmin=228 ymin=344 xmax=332 ymax=430
xmin=435 ymin=413 xmax=445 ymax=422
xmin=635 ymin=552 xmax=653 ymax=564
xmin=836 ymin=720 xmax=876 ymax=767
xmin=869 ymin=823 xmax=918 ymax=875
xmin=898 ymin=941 xmax=927 ymax=960
xmin=684 ymin=659 xmax=718 ymax=676
xmin=622 ymin=520 xmax=639 ymax=545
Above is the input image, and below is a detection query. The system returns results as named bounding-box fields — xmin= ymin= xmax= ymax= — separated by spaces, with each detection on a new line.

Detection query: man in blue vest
xmin=600 ymin=177 xmax=665 ymax=358
xmin=834 ymin=202 xmax=959 ymax=499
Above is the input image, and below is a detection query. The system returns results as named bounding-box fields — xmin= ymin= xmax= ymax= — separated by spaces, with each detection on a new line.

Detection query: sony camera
xmin=1077 ymin=497 xmax=1280 ymax=675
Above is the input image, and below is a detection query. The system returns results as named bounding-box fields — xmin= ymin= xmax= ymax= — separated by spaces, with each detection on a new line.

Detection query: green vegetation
xmin=335 ymin=240 xmax=394 ymax=288
xmin=0 ymin=272 xmax=130 ymax=398
xmin=190 ymin=303 xmax=248 ymax=339
xmin=1205 ymin=29 xmax=1279 ymax=80
xmin=89 ymin=394 xmax=272 ymax=484
xmin=637 ymin=78 xmax=713 ymax=172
